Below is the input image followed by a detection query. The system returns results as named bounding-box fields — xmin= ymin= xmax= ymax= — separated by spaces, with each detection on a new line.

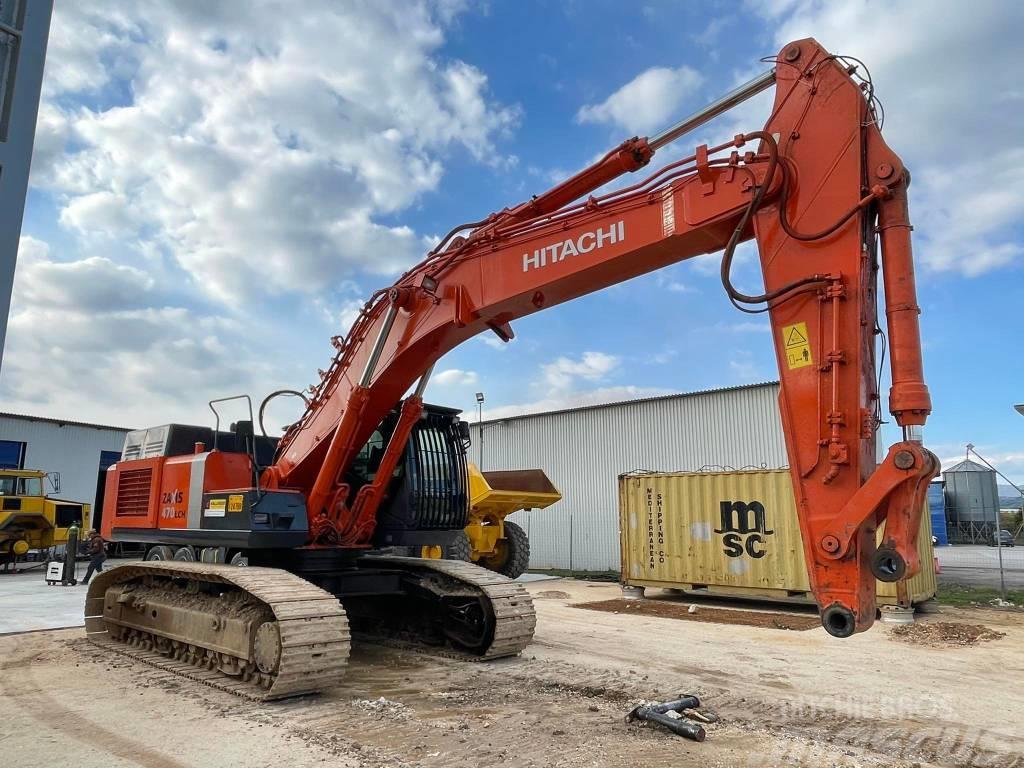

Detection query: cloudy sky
xmin=4 ymin=0 xmax=1024 ymax=480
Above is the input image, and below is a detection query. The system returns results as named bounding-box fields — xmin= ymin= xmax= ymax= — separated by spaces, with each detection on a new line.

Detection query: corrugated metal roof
xmin=480 ymin=381 xmax=779 ymax=426
xmin=0 ymin=411 xmax=132 ymax=433
xmin=943 ymin=459 xmax=993 ymax=474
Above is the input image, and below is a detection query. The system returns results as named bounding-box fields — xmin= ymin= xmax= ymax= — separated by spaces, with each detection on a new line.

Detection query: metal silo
xmin=943 ymin=459 xmax=1000 ymax=543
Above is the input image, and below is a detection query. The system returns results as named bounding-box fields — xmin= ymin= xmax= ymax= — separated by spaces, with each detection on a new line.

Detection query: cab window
xmin=350 ymin=430 xmax=385 ymax=483
xmin=0 ymin=477 xmax=42 ymax=495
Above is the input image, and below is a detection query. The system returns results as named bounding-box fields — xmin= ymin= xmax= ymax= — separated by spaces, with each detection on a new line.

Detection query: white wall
xmin=473 ymin=383 xmax=786 ymax=572
xmin=0 ymin=414 xmax=130 ymax=510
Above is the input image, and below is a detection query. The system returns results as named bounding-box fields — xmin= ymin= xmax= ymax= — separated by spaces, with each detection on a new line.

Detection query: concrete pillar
xmin=621 ymin=584 xmax=645 ymax=600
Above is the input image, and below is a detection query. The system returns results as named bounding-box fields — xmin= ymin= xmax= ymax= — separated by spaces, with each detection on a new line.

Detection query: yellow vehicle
xmin=0 ymin=469 xmax=90 ymax=568
xmin=433 ymin=464 xmax=560 ymax=579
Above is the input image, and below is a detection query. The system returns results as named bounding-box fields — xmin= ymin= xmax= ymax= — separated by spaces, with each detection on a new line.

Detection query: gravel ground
xmin=1 ymin=579 xmax=1021 ymax=768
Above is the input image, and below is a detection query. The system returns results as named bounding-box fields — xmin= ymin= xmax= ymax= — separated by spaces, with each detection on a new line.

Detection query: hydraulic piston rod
xmin=649 ymin=69 xmax=776 ymax=151
xmin=358 ymin=302 xmax=399 ymax=388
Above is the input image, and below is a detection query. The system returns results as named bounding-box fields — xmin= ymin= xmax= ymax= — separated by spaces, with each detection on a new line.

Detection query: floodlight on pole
xmin=475 ymin=392 xmax=484 ymax=467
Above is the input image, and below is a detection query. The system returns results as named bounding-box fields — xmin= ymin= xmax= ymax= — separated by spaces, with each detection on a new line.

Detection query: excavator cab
xmin=349 ymin=404 xmax=471 ymax=548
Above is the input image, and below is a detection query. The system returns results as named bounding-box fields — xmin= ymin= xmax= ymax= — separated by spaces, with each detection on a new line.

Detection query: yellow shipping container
xmin=618 ymin=469 xmax=936 ymax=606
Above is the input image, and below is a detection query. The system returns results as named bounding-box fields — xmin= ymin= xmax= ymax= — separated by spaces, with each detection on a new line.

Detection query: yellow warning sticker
xmin=228 ymin=494 xmax=244 ymax=513
xmin=204 ymin=498 xmax=226 ymax=518
xmin=782 ymin=321 xmax=813 ymax=370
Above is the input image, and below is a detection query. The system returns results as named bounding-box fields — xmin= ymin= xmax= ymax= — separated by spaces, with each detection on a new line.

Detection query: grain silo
xmin=943 ymin=459 xmax=1000 ymax=543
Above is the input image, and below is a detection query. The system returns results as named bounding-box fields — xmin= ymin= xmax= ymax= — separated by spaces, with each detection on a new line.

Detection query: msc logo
xmin=713 ymin=500 xmax=774 ymax=559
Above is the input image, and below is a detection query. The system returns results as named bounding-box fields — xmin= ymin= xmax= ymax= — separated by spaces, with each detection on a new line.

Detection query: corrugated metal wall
xmin=0 ymin=414 xmax=129 ymax=511
xmin=473 ymin=383 xmax=786 ymax=571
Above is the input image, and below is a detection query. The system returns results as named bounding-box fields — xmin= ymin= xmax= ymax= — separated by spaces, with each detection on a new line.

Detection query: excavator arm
xmin=263 ymin=38 xmax=938 ymax=636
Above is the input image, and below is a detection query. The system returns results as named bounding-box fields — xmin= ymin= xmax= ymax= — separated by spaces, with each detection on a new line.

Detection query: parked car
xmin=989 ymin=529 xmax=1016 ymax=547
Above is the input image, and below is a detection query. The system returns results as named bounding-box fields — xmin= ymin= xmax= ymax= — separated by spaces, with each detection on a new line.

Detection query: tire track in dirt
xmin=492 ymin=655 xmax=1024 ymax=768
xmin=0 ymin=636 xmax=191 ymax=768
xmin=57 ymin=629 xmax=1022 ymax=768
xmin=67 ymin=638 xmax=904 ymax=768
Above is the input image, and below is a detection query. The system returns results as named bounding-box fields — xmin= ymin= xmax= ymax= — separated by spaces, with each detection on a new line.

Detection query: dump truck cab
xmin=0 ymin=468 xmax=89 ymax=562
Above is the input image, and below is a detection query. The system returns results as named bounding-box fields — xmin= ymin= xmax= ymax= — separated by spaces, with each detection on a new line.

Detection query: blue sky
xmin=3 ymin=1 xmax=1023 ymax=480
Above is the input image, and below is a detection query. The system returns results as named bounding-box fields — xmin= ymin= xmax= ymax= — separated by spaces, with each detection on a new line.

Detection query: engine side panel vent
xmin=115 ymin=468 xmax=153 ymax=517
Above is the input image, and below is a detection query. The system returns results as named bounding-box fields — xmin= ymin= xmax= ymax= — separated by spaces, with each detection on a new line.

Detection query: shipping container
xmin=618 ymin=469 xmax=936 ymax=606
xmin=480 ymin=382 xmax=786 ymax=572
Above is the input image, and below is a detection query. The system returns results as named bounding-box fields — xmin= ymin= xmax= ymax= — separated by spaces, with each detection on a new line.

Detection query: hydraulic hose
xmin=258 ymin=389 xmax=310 ymax=438
xmin=719 ymin=131 xmax=829 ymax=309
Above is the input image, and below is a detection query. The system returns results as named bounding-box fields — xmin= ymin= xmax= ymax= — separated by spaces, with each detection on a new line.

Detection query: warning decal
xmin=204 ymin=498 xmax=226 ymax=518
xmin=782 ymin=321 xmax=813 ymax=370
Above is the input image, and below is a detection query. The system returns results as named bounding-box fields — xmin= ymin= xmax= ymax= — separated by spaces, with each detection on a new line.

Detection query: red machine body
xmin=104 ymin=39 xmax=937 ymax=636
xmin=102 ymin=440 xmax=307 ymax=552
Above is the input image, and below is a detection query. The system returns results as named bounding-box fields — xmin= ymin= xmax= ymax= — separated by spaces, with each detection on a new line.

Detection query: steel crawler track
xmin=85 ymin=558 xmax=534 ymax=701
xmin=85 ymin=562 xmax=350 ymax=702
xmin=363 ymin=555 xmax=537 ymax=659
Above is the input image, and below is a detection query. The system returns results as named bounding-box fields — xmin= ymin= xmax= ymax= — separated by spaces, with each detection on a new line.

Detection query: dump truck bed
xmin=469 ymin=466 xmax=561 ymax=515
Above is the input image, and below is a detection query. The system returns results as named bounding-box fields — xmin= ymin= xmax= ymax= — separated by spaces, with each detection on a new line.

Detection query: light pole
xmin=475 ymin=392 xmax=485 ymax=468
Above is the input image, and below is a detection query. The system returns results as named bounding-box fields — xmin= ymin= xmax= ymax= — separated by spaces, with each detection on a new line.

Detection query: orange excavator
xmin=87 ymin=38 xmax=937 ymax=699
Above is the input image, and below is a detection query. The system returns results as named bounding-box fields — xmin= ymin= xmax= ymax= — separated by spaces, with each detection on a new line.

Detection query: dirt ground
xmin=2 ymin=580 xmax=1022 ymax=768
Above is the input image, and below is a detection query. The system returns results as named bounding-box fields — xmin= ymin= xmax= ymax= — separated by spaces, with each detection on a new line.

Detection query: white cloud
xmin=58 ymin=190 xmax=137 ymax=238
xmin=577 ymin=65 xmax=703 ymax=135
xmin=938 ymin=448 xmax=1024 ymax=486
xmin=477 ymin=334 xmax=512 ymax=351
xmin=34 ymin=1 xmax=519 ymax=302
xmin=483 ymin=385 xmax=673 ymax=420
xmin=731 ymin=322 xmax=769 ymax=333
xmin=752 ymin=0 xmax=1024 ymax=277
xmin=5 ymin=2 xmax=522 ymax=426
xmin=13 ymin=236 xmax=156 ymax=311
xmin=472 ymin=349 xmax=661 ymax=419
xmin=434 ymin=368 xmax=479 ymax=387
xmin=1 ymin=238 xmax=269 ymax=426
xmin=728 ymin=350 xmax=761 ymax=382
xmin=542 ymin=351 xmax=619 ymax=391
xmin=337 ymin=299 xmax=365 ymax=331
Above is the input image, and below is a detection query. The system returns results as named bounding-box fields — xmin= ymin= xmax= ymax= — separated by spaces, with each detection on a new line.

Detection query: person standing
xmin=81 ymin=530 xmax=106 ymax=585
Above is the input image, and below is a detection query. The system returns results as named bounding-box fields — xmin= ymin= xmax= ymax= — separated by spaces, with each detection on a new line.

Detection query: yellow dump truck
xmin=0 ymin=469 xmax=90 ymax=568
xmin=436 ymin=464 xmax=561 ymax=579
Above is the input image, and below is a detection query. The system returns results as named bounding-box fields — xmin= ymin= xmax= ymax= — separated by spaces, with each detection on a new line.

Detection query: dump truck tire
xmin=444 ymin=531 xmax=472 ymax=561
xmin=497 ymin=521 xmax=530 ymax=579
xmin=145 ymin=545 xmax=175 ymax=561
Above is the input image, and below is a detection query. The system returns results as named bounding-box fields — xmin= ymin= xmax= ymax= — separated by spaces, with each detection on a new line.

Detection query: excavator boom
xmin=265 ymin=38 xmax=937 ymax=636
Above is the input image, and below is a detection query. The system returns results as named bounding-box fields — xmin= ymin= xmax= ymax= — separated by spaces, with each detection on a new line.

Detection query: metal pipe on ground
xmin=626 ymin=695 xmax=707 ymax=741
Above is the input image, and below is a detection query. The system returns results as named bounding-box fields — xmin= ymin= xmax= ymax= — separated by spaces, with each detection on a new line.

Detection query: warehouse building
xmin=0 ymin=412 xmax=131 ymax=527
xmin=1 ymin=382 xmax=786 ymax=568
xmin=474 ymin=382 xmax=787 ymax=572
